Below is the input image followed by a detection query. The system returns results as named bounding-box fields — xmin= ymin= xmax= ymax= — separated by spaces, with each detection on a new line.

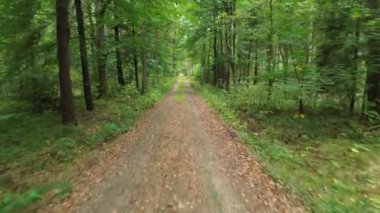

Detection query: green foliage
xmin=194 ymin=81 xmax=380 ymax=212
xmin=50 ymin=138 xmax=78 ymax=163
xmin=0 ymin=182 xmax=72 ymax=213
xmin=94 ymin=122 xmax=122 ymax=143
xmin=0 ymin=78 xmax=175 ymax=211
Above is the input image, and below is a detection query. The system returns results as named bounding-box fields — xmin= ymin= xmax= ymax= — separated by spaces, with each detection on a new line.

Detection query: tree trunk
xmin=132 ymin=26 xmax=139 ymax=89
xmin=141 ymin=26 xmax=148 ymax=94
xmin=96 ymin=0 xmax=107 ymax=98
xmin=350 ymin=20 xmax=360 ymax=115
xmin=57 ymin=0 xmax=76 ymax=125
xmin=246 ymin=40 xmax=253 ymax=86
xmin=213 ymin=11 xmax=218 ymax=86
xmin=75 ymin=0 xmax=94 ymax=111
xmin=365 ymin=0 xmax=380 ymax=115
xmin=219 ymin=17 xmax=226 ymax=89
xmin=254 ymin=42 xmax=259 ymax=85
xmin=280 ymin=45 xmax=289 ymax=95
xmin=114 ymin=25 xmax=125 ymax=86
xmin=86 ymin=1 xmax=96 ymax=55
xmin=267 ymin=0 xmax=274 ymax=99
xmin=231 ymin=0 xmax=237 ymax=87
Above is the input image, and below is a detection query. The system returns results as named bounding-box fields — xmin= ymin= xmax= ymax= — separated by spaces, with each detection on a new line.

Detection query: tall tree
xmin=114 ymin=25 xmax=126 ymax=86
xmin=365 ymin=0 xmax=380 ymax=114
xmin=75 ymin=0 xmax=94 ymax=111
xmin=132 ymin=26 xmax=139 ymax=89
xmin=96 ymin=0 xmax=108 ymax=98
xmin=56 ymin=0 xmax=76 ymax=125
xmin=141 ymin=25 xmax=148 ymax=94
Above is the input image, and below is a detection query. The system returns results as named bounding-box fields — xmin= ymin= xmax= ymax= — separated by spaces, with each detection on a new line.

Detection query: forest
xmin=0 ymin=0 xmax=379 ymax=212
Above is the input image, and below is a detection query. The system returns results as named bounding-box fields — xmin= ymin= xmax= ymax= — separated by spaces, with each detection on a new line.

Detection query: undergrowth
xmin=193 ymin=81 xmax=380 ymax=213
xmin=0 ymin=78 xmax=175 ymax=212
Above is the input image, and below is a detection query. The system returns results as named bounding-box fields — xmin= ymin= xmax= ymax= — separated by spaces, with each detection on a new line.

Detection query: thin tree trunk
xmin=279 ymin=45 xmax=289 ymax=95
xmin=267 ymin=0 xmax=274 ymax=99
xmin=213 ymin=11 xmax=218 ymax=86
xmin=141 ymin=26 xmax=148 ymax=94
xmin=254 ymin=43 xmax=259 ymax=85
xmin=96 ymin=0 xmax=107 ymax=98
xmin=57 ymin=0 xmax=76 ymax=125
xmin=231 ymin=0 xmax=237 ymax=87
xmin=86 ymin=1 xmax=96 ymax=55
xmin=350 ymin=20 xmax=360 ymax=115
xmin=132 ymin=26 xmax=139 ymax=89
xmin=247 ymin=40 xmax=253 ymax=86
xmin=224 ymin=18 xmax=230 ymax=89
xmin=114 ymin=25 xmax=125 ymax=86
xmin=219 ymin=16 xmax=226 ymax=89
xmin=365 ymin=0 xmax=380 ymax=115
xmin=75 ymin=0 xmax=94 ymax=111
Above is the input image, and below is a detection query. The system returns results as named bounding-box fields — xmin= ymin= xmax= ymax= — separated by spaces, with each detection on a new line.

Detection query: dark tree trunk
xmin=75 ymin=0 xmax=94 ymax=111
xmin=141 ymin=26 xmax=148 ymax=94
xmin=267 ymin=0 xmax=274 ymax=99
xmin=96 ymin=0 xmax=107 ymax=98
xmin=365 ymin=0 xmax=380 ymax=115
xmin=279 ymin=45 xmax=289 ymax=94
xmin=132 ymin=26 xmax=139 ymax=89
xmin=350 ymin=20 xmax=360 ymax=115
xmin=230 ymin=0 xmax=237 ymax=87
xmin=213 ymin=11 xmax=218 ymax=86
xmin=224 ymin=19 xmax=230 ymax=90
xmin=254 ymin=43 xmax=259 ymax=85
xmin=134 ymin=52 xmax=139 ymax=89
xmin=114 ymin=25 xmax=125 ymax=86
xmin=219 ymin=17 xmax=226 ymax=89
xmin=57 ymin=0 xmax=76 ymax=125
xmin=246 ymin=40 xmax=253 ymax=86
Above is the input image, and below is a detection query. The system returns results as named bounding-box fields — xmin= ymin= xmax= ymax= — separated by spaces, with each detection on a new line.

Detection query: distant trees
xmin=0 ymin=0 xmax=179 ymax=125
xmin=3 ymin=0 xmax=378 ymax=123
xmin=365 ymin=0 xmax=380 ymax=114
xmin=187 ymin=0 xmax=380 ymax=118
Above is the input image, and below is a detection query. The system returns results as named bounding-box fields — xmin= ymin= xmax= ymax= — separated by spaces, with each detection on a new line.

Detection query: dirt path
xmin=44 ymin=78 xmax=304 ymax=213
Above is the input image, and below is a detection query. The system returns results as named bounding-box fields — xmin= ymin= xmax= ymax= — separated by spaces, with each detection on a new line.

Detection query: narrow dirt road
xmin=47 ymin=79 xmax=304 ymax=213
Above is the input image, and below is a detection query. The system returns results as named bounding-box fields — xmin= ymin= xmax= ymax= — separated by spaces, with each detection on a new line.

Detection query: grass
xmin=192 ymin=81 xmax=380 ymax=213
xmin=0 ymin=78 xmax=175 ymax=212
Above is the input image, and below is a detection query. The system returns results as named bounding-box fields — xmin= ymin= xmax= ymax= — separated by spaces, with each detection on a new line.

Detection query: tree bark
xmin=132 ymin=26 xmax=139 ymax=89
xmin=213 ymin=11 xmax=218 ymax=86
xmin=246 ymin=40 xmax=253 ymax=86
xmin=86 ymin=1 xmax=96 ymax=55
xmin=141 ymin=25 xmax=148 ymax=94
xmin=75 ymin=0 xmax=94 ymax=111
xmin=254 ymin=42 xmax=259 ymax=85
xmin=57 ymin=0 xmax=76 ymax=125
xmin=267 ymin=0 xmax=274 ymax=99
xmin=96 ymin=0 xmax=107 ymax=98
xmin=114 ymin=25 xmax=125 ymax=86
xmin=350 ymin=20 xmax=360 ymax=115
xmin=365 ymin=0 xmax=380 ymax=115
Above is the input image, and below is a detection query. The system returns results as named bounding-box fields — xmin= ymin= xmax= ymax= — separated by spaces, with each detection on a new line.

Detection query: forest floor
xmin=40 ymin=78 xmax=304 ymax=213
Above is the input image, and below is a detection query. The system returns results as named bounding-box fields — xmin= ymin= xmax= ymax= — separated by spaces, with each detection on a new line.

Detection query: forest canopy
xmin=0 ymin=0 xmax=379 ymax=212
